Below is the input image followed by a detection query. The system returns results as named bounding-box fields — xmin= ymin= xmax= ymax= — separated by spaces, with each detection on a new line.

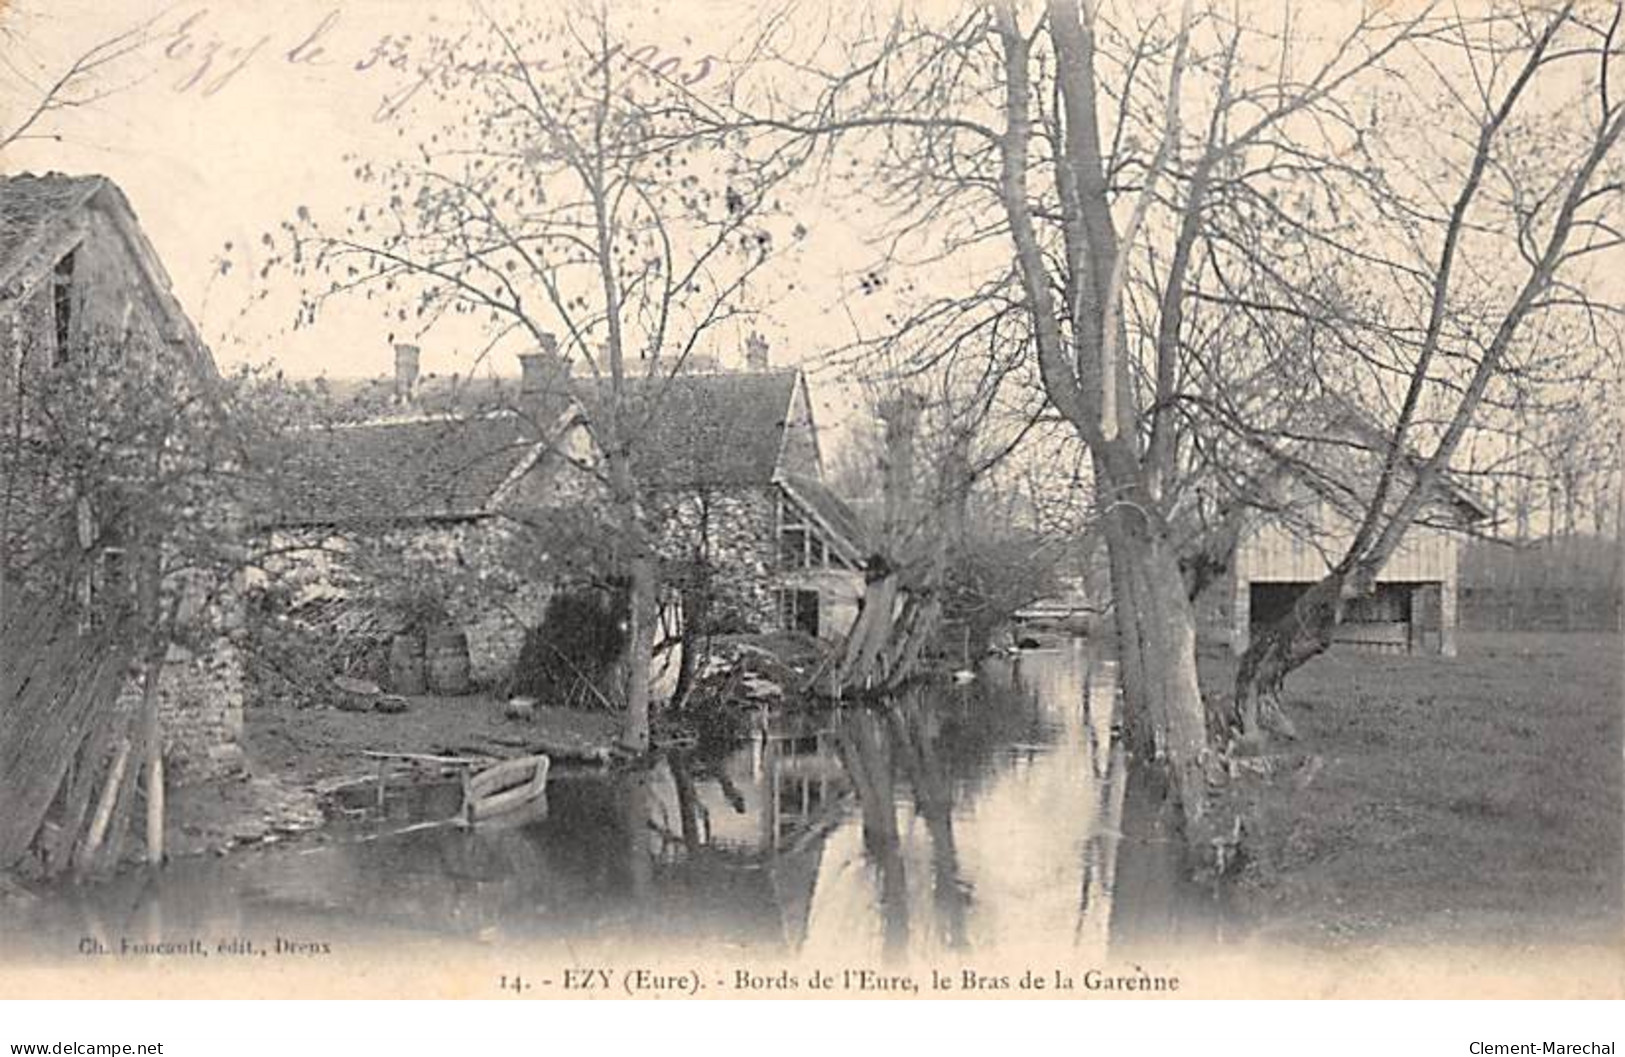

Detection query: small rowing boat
xmin=459 ymin=753 xmax=551 ymax=825
xmin=361 ymin=750 xmax=551 ymax=828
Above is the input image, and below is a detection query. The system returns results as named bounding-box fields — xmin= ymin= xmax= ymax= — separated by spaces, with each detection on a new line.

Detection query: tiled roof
xmin=779 ymin=472 xmax=871 ymax=559
xmin=571 ymin=370 xmax=801 ymax=488
xmin=264 ymin=411 xmax=547 ymax=527
xmin=0 ymin=173 xmax=106 ymax=293
xmin=313 ymin=369 xmax=798 ymax=490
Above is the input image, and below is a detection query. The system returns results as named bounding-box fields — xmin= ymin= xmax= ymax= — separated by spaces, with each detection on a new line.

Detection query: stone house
xmin=0 ymin=172 xmax=244 ymax=778
xmin=260 ymin=346 xmax=600 ymax=688
xmin=288 ymin=336 xmax=871 ymax=672
xmin=567 ymin=344 xmax=871 ymax=643
xmin=1225 ymin=404 xmax=1489 ymax=657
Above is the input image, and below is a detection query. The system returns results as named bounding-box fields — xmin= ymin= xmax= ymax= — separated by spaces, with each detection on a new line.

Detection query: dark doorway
xmin=778 ymin=589 xmax=820 ymax=638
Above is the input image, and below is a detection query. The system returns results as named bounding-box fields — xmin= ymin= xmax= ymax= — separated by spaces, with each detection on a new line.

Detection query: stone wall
xmin=654 ymin=486 xmax=778 ymax=632
xmin=154 ymin=640 xmax=246 ymax=780
xmin=262 ymin=517 xmax=554 ymax=691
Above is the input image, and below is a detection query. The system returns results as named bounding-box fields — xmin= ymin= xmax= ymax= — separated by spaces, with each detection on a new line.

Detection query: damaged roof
xmin=779 ymin=472 xmax=871 ymax=560
xmin=0 ymin=173 xmax=106 ymax=293
xmin=0 ymin=172 xmax=216 ymax=378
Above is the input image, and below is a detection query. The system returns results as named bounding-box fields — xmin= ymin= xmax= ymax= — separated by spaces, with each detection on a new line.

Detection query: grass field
xmin=1201 ymin=631 xmax=1622 ymax=950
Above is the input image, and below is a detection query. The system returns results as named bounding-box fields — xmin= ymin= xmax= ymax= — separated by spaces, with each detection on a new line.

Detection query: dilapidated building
xmin=569 ymin=355 xmax=870 ymax=641
xmin=0 ymin=172 xmax=244 ymax=782
xmin=260 ymin=347 xmax=600 ymax=687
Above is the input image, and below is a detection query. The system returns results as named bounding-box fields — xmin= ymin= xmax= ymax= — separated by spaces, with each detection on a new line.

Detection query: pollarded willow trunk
xmin=1090 ymin=446 xmax=1215 ymax=837
xmin=1102 ymin=508 xmax=1157 ymax=756
xmin=826 ymin=568 xmax=942 ymax=698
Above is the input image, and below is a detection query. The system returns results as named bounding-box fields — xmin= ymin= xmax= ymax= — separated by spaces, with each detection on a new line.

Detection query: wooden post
xmin=141 ymin=658 xmax=164 ymax=866
xmin=1230 ymin=570 xmax=1250 ymax=657
xmin=1440 ymin=577 xmax=1458 ymax=658
xmin=73 ymin=737 xmax=131 ymax=876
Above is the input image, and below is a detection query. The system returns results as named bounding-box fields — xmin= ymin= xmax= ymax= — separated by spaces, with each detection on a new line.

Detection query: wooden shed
xmin=1226 ymin=409 xmax=1489 ymax=658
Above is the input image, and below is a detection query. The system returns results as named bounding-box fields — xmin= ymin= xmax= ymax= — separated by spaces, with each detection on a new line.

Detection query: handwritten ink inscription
xmin=157 ymin=7 xmax=716 ymax=119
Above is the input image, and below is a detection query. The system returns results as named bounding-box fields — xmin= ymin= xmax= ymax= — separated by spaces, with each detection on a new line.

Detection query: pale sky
xmin=0 ymin=0 xmax=896 ymax=392
xmin=4 ymin=0 xmax=1618 ymax=515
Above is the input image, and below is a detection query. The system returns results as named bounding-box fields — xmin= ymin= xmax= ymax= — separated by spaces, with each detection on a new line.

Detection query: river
xmin=3 ymin=641 xmax=1215 ymax=966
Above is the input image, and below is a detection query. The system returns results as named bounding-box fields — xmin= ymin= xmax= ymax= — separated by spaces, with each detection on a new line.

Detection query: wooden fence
xmin=0 ymin=594 xmax=138 ymax=878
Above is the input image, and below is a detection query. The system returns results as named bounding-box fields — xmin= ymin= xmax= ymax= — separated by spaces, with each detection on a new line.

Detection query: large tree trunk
xmin=1093 ymin=452 xmax=1213 ymax=837
xmin=1104 ymin=520 xmax=1210 ymax=834
xmin=618 ymin=552 xmax=657 ymax=753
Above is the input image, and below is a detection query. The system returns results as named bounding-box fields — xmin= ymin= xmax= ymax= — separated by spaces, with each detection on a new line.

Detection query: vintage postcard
xmin=0 ymin=0 xmax=1620 ymax=1001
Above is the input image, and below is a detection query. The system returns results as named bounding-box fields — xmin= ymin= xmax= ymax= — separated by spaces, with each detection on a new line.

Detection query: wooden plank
xmin=0 ymin=619 xmax=133 ymax=869
xmin=361 ymin=750 xmax=484 ymax=767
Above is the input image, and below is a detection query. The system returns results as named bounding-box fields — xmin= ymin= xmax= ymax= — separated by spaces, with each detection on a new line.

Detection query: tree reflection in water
xmin=4 ymin=650 xmax=1218 ymax=963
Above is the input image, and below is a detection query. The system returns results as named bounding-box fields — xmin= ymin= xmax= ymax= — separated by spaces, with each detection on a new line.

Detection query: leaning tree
xmin=1230 ymin=0 xmax=1625 ymax=738
xmin=702 ymin=0 xmax=1623 ymax=847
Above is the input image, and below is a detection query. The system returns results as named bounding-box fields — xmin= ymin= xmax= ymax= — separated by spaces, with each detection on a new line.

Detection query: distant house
xmin=0 ymin=172 xmax=243 ymax=777
xmin=567 ymin=351 xmax=870 ymax=641
xmin=260 ymin=345 xmax=599 ymax=687
xmin=263 ymin=337 xmax=869 ymax=692
xmin=1226 ymin=405 xmax=1489 ymax=657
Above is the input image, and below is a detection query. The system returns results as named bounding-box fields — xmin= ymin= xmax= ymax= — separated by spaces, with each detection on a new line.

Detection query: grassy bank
xmin=1201 ymin=631 xmax=1622 ymax=950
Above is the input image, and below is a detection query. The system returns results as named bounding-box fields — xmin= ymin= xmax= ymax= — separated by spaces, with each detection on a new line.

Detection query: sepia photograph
xmin=0 ymin=0 xmax=1620 ymax=1006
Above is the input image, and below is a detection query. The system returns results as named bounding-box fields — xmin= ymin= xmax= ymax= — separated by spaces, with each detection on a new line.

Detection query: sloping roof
xmin=779 ymin=472 xmax=871 ymax=560
xmin=0 ymin=172 xmax=216 ymax=379
xmin=264 ymin=411 xmax=551 ymax=527
xmin=0 ymin=173 xmax=106 ymax=293
xmin=313 ymin=369 xmax=801 ymax=490
xmin=314 ymin=373 xmax=510 ymax=418
xmin=571 ymin=370 xmax=800 ymax=488
xmin=1270 ymin=395 xmax=1490 ymax=525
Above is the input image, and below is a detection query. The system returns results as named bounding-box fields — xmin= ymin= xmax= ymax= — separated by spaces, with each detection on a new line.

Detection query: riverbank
xmin=1206 ymin=630 xmax=1621 ymax=951
xmin=150 ymin=690 xmax=623 ymax=860
xmin=158 ymin=633 xmax=824 ymax=859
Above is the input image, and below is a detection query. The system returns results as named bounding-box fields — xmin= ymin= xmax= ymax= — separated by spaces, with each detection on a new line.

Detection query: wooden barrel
xmin=388 ymin=633 xmax=425 ymax=695
xmin=426 ymin=627 xmax=471 ymax=695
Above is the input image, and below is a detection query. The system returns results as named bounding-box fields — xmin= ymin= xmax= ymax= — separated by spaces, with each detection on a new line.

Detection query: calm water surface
xmin=7 ymin=643 xmax=1211 ymax=962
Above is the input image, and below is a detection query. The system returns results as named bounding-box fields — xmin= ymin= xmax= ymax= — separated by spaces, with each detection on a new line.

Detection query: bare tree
xmin=0 ymin=14 xmax=152 ymax=158
xmin=1233 ymin=1 xmax=1625 ymax=738
xmin=716 ymin=0 xmax=1451 ymax=841
xmin=276 ymin=5 xmax=801 ymax=752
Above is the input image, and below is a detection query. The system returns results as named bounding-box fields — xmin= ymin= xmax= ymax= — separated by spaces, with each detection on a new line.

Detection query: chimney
xmin=744 ymin=331 xmax=769 ymax=371
xmin=518 ymin=332 xmax=568 ymax=400
xmin=393 ymin=343 xmax=420 ymax=404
